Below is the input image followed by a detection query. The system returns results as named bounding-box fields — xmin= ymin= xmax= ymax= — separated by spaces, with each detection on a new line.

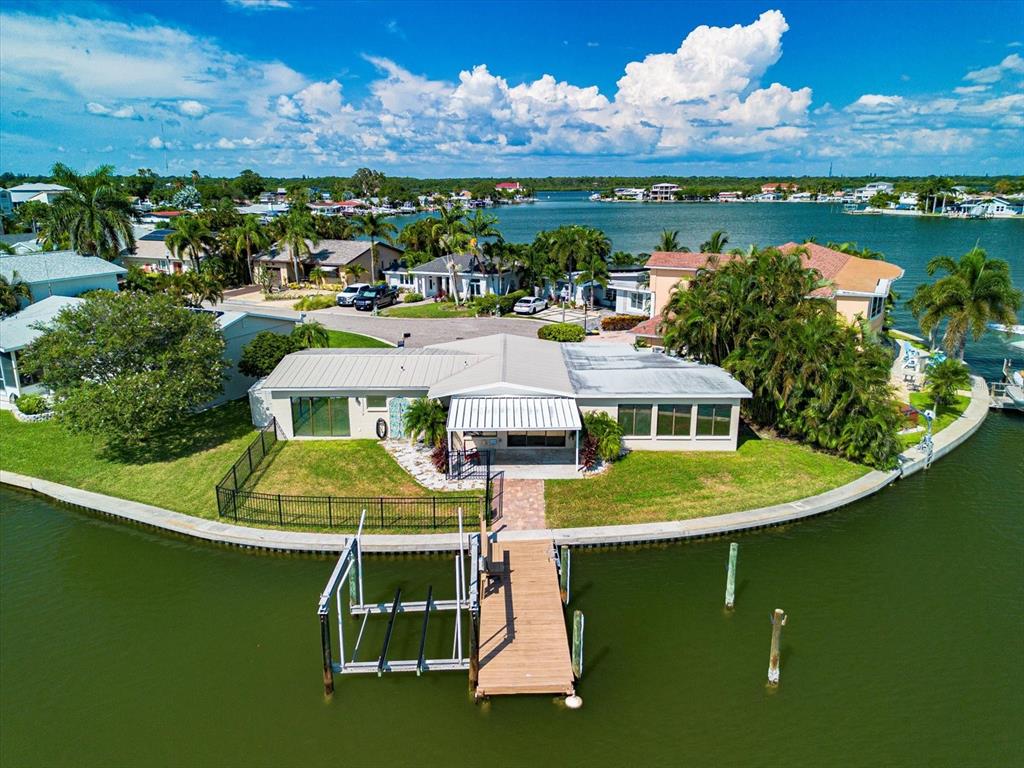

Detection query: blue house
xmin=0 ymin=251 xmax=126 ymax=306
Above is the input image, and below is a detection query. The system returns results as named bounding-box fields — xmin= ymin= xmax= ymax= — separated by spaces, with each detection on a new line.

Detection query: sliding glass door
xmin=291 ymin=397 xmax=350 ymax=436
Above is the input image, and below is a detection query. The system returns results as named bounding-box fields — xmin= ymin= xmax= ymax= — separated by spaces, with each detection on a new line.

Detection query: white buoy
xmin=565 ymin=695 xmax=583 ymax=710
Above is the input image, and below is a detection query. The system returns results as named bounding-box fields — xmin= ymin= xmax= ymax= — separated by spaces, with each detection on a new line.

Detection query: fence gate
xmin=487 ymin=471 xmax=504 ymax=523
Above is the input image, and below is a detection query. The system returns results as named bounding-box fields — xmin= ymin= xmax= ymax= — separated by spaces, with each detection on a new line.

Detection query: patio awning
xmin=447 ymin=396 xmax=581 ymax=432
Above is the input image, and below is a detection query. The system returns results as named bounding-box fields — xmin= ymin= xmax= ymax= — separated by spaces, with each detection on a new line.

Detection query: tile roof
xmin=645 ymin=252 xmax=737 ymax=269
xmin=628 ymin=317 xmax=663 ymax=337
xmin=0 ymin=251 xmax=127 ymax=284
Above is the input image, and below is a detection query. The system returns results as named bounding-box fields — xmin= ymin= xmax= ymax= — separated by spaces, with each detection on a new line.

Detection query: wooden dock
xmin=475 ymin=539 xmax=575 ymax=697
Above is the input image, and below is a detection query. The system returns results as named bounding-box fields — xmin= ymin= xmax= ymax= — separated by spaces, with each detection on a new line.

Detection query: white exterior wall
xmin=579 ymin=397 xmax=743 ymax=451
xmin=268 ymin=389 xmax=425 ymax=439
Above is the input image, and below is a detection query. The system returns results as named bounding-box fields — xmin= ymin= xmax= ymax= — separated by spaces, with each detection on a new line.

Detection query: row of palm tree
xmin=653 ymin=229 xmax=731 ymax=254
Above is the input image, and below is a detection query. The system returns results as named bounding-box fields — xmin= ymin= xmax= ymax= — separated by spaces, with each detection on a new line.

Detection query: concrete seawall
xmin=1 ymin=378 xmax=990 ymax=553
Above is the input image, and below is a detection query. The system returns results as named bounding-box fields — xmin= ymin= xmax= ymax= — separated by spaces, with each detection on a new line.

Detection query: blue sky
xmin=1 ymin=0 xmax=1022 ymax=177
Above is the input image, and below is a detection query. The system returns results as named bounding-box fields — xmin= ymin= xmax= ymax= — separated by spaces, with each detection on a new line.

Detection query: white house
xmin=0 ymin=296 xmax=83 ymax=405
xmin=551 ymin=268 xmax=652 ymax=316
xmin=5 ymin=183 xmax=70 ymax=206
xmin=648 ymin=183 xmax=680 ymax=202
xmin=958 ymin=197 xmax=1023 ymax=218
xmin=384 ymin=253 xmax=520 ymax=299
xmin=250 ymin=334 xmax=752 ymax=476
xmin=854 ymin=181 xmax=894 ymax=202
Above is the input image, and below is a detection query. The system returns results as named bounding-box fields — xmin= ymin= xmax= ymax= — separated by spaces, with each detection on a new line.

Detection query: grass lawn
xmin=898 ymin=392 xmax=971 ymax=448
xmin=545 ymin=438 xmax=870 ymax=528
xmin=248 ymin=440 xmax=464 ymax=498
xmin=382 ymin=302 xmax=478 ymax=319
xmin=327 ymin=329 xmax=391 ymax=348
xmin=0 ymin=400 xmax=257 ymax=519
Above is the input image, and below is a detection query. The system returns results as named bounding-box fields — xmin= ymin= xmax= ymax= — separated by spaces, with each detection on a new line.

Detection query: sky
xmin=1 ymin=0 xmax=1022 ymax=178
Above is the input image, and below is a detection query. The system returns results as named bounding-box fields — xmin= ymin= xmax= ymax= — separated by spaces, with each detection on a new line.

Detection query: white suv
xmin=336 ymin=283 xmax=369 ymax=306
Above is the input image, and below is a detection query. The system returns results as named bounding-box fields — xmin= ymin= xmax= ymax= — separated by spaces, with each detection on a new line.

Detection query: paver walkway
xmin=497 ymin=479 xmax=547 ymax=530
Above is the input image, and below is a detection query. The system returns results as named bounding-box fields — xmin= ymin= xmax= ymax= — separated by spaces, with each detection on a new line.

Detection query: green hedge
xmin=292 ymin=294 xmax=336 ymax=311
xmin=601 ymin=314 xmax=646 ymax=331
xmin=472 ymin=289 xmax=529 ymax=316
xmin=14 ymin=394 xmax=48 ymax=415
xmin=538 ymin=323 xmax=585 ymax=342
xmin=403 ymin=292 xmax=424 ymax=303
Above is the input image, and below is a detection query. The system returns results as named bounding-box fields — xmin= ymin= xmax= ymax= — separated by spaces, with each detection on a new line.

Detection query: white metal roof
xmin=428 ymin=334 xmax=574 ymax=397
xmin=447 ymin=396 xmax=581 ymax=432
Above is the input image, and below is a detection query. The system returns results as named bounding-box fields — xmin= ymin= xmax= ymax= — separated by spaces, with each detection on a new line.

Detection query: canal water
xmin=2 ymin=200 xmax=1022 ymax=766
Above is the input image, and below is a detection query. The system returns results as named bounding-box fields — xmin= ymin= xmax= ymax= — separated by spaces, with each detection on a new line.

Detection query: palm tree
xmin=165 ymin=216 xmax=214 ymax=272
xmin=352 ymin=211 xmax=397 ymax=282
xmin=700 ymin=230 xmax=730 ymax=254
xmin=343 ymin=263 xmax=367 ymax=286
xmin=0 ymin=242 xmax=15 ymax=255
xmin=226 ymin=216 xmax=270 ymax=284
xmin=611 ymin=250 xmax=638 ymax=267
xmin=907 ymin=246 xmax=1021 ymax=359
xmin=0 ymin=271 xmax=32 ymax=316
xmin=292 ymin=320 xmax=330 ymax=349
xmin=431 ymin=206 xmax=469 ymax=303
xmin=924 ymin=358 xmax=971 ymax=415
xmin=826 ymin=241 xmax=885 ymax=261
xmin=308 ymin=266 xmax=327 ymax=288
xmin=577 ymin=248 xmax=610 ymax=309
xmin=403 ymin=397 xmax=447 ymax=446
xmin=47 ymin=163 xmax=135 ymax=259
xmin=655 ymin=230 xmax=685 ymax=252
xmin=276 ymin=207 xmax=319 ymax=283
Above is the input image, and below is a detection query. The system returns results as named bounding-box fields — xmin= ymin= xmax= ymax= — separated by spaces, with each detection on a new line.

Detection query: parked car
xmin=353 ymin=285 xmax=399 ymax=311
xmin=336 ymin=283 xmax=369 ymax=306
xmin=513 ymin=296 xmax=548 ymax=315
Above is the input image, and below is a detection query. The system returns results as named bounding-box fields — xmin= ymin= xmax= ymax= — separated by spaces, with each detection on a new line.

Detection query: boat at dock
xmin=988 ymin=359 xmax=1024 ymax=412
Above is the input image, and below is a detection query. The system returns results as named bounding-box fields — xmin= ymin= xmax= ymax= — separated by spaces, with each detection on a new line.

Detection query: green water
xmin=2 ymin=200 xmax=1022 ymax=766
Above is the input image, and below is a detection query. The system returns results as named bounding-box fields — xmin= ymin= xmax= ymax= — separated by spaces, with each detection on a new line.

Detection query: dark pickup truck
xmin=353 ymin=285 xmax=399 ymax=311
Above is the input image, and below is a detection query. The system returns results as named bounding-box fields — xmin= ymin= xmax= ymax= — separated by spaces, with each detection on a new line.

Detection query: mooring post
xmin=559 ymin=545 xmax=571 ymax=604
xmin=320 ymin=612 xmax=334 ymax=695
xmin=479 ymin=514 xmax=489 ymax=574
xmin=767 ymin=608 xmax=787 ymax=686
xmin=725 ymin=542 xmax=738 ymax=610
xmin=571 ymin=610 xmax=584 ymax=678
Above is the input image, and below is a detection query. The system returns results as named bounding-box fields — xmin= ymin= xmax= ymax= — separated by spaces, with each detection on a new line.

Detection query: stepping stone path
xmin=496 ymin=479 xmax=547 ymax=530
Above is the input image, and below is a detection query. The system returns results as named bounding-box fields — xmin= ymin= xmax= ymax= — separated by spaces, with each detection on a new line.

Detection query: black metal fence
xmin=447 ymin=448 xmax=494 ymax=480
xmin=214 ymin=420 xmax=496 ymax=531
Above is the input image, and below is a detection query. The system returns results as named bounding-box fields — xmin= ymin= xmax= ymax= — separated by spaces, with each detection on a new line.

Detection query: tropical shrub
xmin=925 ymin=359 xmax=971 ymax=414
xmin=404 ymin=397 xmax=447 ymax=446
xmin=601 ymin=314 xmax=645 ymax=331
xmin=579 ymin=433 xmax=600 ymax=470
xmin=239 ymin=331 xmax=298 ymax=377
xmin=403 ymin=292 xmax=424 ymax=303
xmin=661 ymin=247 xmax=903 ymax=469
xmin=538 ymin=323 xmax=585 ymax=342
xmin=292 ymin=294 xmax=335 ymax=311
xmin=291 ymin=321 xmax=329 ymax=349
xmin=431 ymin=443 xmax=449 ymax=473
xmin=22 ymin=292 xmax=226 ymax=447
xmin=582 ymin=411 xmax=624 ymax=463
xmin=498 ymin=290 xmax=529 ymax=315
xmin=473 ymin=294 xmax=500 ymax=314
xmin=14 ymin=393 xmax=47 ymax=415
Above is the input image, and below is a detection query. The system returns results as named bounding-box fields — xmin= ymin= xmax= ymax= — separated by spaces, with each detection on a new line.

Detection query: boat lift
xmin=317 ymin=510 xmax=480 ymax=694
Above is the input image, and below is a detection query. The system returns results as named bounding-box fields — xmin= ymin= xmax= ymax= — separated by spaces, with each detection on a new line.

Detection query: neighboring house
xmin=0 ymin=251 xmax=126 ymax=306
xmin=648 ymin=183 xmax=680 ymax=202
xmin=207 ymin=309 xmax=299 ymax=407
xmin=854 ymin=181 xmax=894 ymax=202
xmin=548 ymin=267 xmax=651 ymax=315
xmin=614 ymin=187 xmax=647 ymax=201
xmin=717 ymin=191 xmax=743 ymax=201
xmin=958 ymin=197 xmax=1023 ymax=218
xmin=0 ymin=233 xmax=42 ymax=255
xmin=250 ymin=334 xmax=752 ymax=473
xmin=138 ymin=210 xmax=188 ymax=225
xmin=0 ymin=189 xmax=12 ymax=219
xmin=6 ymin=183 xmax=70 ymax=206
xmin=385 ymin=253 xmax=519 ymax=299
xmin=121 ymin=228 xmax=194 ymax=273
xmin=495 ymin=182 xmax=522 ymax=192
xmin=644 ymin=242 xmax=904 ymax=336
xmin=761 ymin=182 xmax=798 ymax=194
xmin=255 ymin=239 xmax=403 ymax=285
xmin=0 ymin=295 xmax=83 ymax=405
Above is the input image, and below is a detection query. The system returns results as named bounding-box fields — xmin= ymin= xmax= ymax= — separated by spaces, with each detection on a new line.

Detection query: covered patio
xmin=446 ymin=395 xmax=583 ymax=479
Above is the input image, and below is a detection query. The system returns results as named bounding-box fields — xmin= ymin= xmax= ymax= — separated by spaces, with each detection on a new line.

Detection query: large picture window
xmin=618 ymin=404 xmax=652 ymax=436
xmin=695 ymin=404 xmax=732 ymax=437
xmin=291 ymin=397 xmax=350 ymax=436
xmin=657 ymin=404 xmax=692 ymax=437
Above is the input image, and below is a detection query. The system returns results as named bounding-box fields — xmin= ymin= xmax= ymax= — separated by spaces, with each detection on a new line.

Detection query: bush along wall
xmin=538 ymin=323 xmax=586 ymax=342
xmin=601 ymin=314 xmax=646 ymax=331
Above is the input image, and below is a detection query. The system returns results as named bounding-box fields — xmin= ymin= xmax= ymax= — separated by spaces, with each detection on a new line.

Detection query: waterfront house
xmin=0 ymin=251 xmax=126 ymax=307
xmin=854 ymin=181 xmax=895 ymax=202
xmin=761 ymin=183 xmax=798 ymax=195
xmin=5 ymin=182 xmax=70 ymax=207
xmin=644 ymin=242 xmax=904 ymax=337
xmin=255 ymin=239 xmax=403 ymax=284
xmin=614 ymin=187 xmax=647 ymax=201
xmin=205 ymin=309 xmax=298 ymax=407
xmin=384 ymin=253 xmax=520 ymax=299
xmin=0 ymin=295 xmax=83 ymax=405
xmin=249 ymin=334 xmax=752 ymax=473
xmin=495 ymin=182 xmax=522 ymax=192
xmin=648 ymin=183 xmax=680 ymax=202
xmin=957 ymin=197 xmax=1023 ymax=218
xmin=717 ymin=191 xmax=743 ymax=201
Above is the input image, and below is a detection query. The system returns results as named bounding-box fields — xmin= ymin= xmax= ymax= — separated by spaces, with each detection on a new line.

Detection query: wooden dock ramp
xmin=476 ymin=539 xmax=574 ymax=697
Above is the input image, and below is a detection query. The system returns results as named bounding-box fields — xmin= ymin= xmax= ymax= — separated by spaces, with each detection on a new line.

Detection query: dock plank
xmin=475 ymin=539 xmax=574 ymax=697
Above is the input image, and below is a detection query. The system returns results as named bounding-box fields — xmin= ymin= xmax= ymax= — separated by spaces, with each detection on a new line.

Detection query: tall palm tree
xmin=700 ymin=230 xmax=730 ymax=254
xmin=352 ymin=211 xmax=397 ymax=282
xmin=431 ymin=206 xmax=469 ymax=303
xmin=48 ymin=163 xmax=135 ymax=259
xmin=907 ymin=246 xmax=1021 ymax=359
xmin=165 ymin=215 xmax=214 ymax=272
xmin=276 ymin=207 xmax=319 ymax=283
xmin=577 ymin=248 xmax=611 ymax=309
xmin=226 ymin=215 xmax=270 ymax=285
xmin=924 ymin=359 xmax=971 ymax=415
xmin=0 ymin=271 xmax=32 ymax=316
xmin=655 ymin=230 xmax=686 ymax=252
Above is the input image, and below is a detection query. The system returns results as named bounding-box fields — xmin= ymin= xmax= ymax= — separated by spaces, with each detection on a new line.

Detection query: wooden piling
xmin=559 ymin=545 xmax=571 ymax=604
xmin=767 ymin=608 xmax=787 ymax=686
xmin=725 ymin=542 xmax=738 ymax=610
xmin=320 ymin=613 xmax=334 ymax=695
xmin=571 ymin=610 xmax=584 ymax=679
